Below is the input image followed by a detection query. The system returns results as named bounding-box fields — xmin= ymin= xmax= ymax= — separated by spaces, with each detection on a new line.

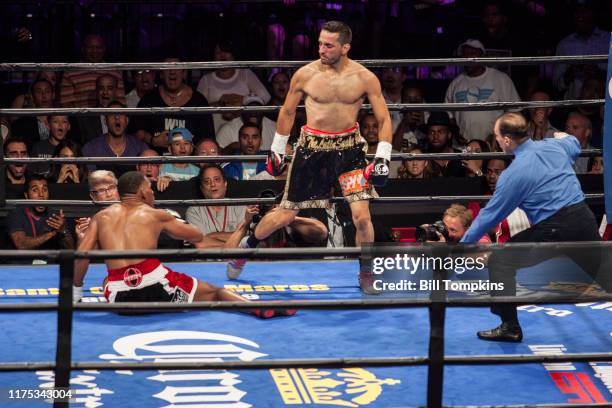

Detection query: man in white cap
xmin=444 ymin=39 xmax=520 ymax=141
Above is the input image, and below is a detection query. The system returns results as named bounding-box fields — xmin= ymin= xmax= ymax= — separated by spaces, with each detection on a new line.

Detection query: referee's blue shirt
xmin=461 ymin=136 xmax=584 ymax=244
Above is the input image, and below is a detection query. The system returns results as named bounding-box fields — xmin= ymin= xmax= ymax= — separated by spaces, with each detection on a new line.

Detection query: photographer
xmin=418 ymin=204 xmax=491 ymax=244
xmin=7 ymin=174 xmax=75 ymax=253
xmin=226 ymin=189 xmax=328 ymax=279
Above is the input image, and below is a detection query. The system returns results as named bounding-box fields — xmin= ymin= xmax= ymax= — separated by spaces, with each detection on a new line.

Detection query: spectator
xmin=223 ymin=124 xmax=267 ymax=180
xmin=588 ymin=155 xmax=603 ymax=174
xmin=75 ymin=74 xmax=119 ymax=144
xmin=7 ymin=174 xmax=75 ymax=251
xmin=526 ymin=90 xmax=558 ymax=140
xmin=87 ymin=170 xmax=119 ymax=203
xmin=484 ymin=158 xmax=508 ymax=194
xmin=136 ymin=149 xmax=177 ymax=193
xmin=482 ymin=158 xmax=530 ymax=243
xmin=51 ymin=140 xmax=86 ymax=184
xmin=216 ymin=95 xmax=277 ymax=153
xmin=565 ymin=111 xmax=592 ymax=174
xmin=10 ymin=78 xmax=55 ymax=149
xmin=476 ymin=0 xmax=534 ymax=95
xmin=9 ymin=71 xmax=59 ymax=115
xmin=185 ymin=164 xmax=248 ymax=248
xmin=133 ymin=58 xmax=214 ymax=151
xmin=576 ymin=76 xmax=605 ymax=148
xmin=75 ymin=170 xmax=119 ymax=242
xmin=269 ymin=71 xmax=290 ymax=106
xmin=444 ymin=39 xmax=520 ymax=141
xmin=264 ymin=4 xmax=317 ymax=61
xmin=462 ymin=139 xmax=490 ymax=178
xmin=158 ymin=128 xmax=200 ymax=181
xmin=360 ymin=112 xmax=400 ymax=177
xmin=4 ymin=136 xmax=28 ymax=186
xmin=380 ymin=67 xmax=405 ymax=133
xmin=397 ymin=147 xmax=438 ymax=179
xmin=194 ymin=139 xmax=220 ymax=168
xmin=478 ymin=1 xmax=522 ymax=54
xmin=136 ymin=149 xmax=163 ymax=188
xmin=421 ymin=112 xmax=465 ymax=177
xmin=30 ymin=114 xmax=72 ymax=177
xmin=126 ymin=69 xmax=156 ymax=108
xmin=82 ymin=101 xmax=148 ymax=177
xmin=553 ymin=2 xmax=609 ymax=100
xmin=59 ymin=34 xmax=125 ymax=108
xmin=197 ymin=40 xmax=271 ymax=132
xmin=392 ymin=85 xmax=427 ymax=151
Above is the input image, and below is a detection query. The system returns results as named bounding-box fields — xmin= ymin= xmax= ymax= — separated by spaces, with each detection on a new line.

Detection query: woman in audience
xmin=588 ymin=155 xmax=603 ymax=174
xmin=51 ymin=140 xmax=86 ymax=183
xmin=398 ymin=147 xmax=438 ymax=179
xmin=462 ymin=139 xmax=490 ymax=177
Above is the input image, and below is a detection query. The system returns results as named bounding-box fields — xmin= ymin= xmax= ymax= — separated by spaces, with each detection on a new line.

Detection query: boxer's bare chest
xmin=303 ymin=70 xmax=365 ymax=105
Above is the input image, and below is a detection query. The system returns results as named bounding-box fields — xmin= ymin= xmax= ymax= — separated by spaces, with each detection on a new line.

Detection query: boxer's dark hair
xmin=118 ymin=171 xmax=146 ymax=197
xmin=322 ymin=21 xmax=352 ymax=44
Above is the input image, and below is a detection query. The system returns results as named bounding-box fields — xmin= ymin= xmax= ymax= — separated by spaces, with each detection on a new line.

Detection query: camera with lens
xmin=415 ymin=220 xmax=449 ymax=242
xmin=252 ymin=189 xmax=278 ymax=225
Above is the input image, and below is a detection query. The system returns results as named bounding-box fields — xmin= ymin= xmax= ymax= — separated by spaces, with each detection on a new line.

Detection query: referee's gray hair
xmin=88 ymin=170 xmax=117 ymax=189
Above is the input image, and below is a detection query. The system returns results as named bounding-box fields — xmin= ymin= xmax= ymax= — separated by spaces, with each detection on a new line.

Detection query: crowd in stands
xmin=0 ymin=0 xmax=609 ymax=254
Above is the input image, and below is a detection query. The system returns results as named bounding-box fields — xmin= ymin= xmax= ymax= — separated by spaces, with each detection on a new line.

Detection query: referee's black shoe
xmin=477 ymin=322 xmax=523 ymax=342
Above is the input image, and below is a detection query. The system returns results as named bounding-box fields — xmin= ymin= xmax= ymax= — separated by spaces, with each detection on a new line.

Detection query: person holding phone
xmin=7 ymin=174 xmax=75 ymax=253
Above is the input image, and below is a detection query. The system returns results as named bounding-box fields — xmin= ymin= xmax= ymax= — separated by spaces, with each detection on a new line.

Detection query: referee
xmin=460 ymin=112 xmax=605 ymax=342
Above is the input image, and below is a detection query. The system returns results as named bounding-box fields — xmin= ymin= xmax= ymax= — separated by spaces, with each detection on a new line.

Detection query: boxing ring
xmin=0 ymin=53 xmax=611 ymax=408
xmin=0 ymin=248 xmax=610 ymax=407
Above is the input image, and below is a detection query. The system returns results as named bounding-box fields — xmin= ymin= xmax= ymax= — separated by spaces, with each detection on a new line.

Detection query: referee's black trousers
xmin=488 ymin=201 xmax=610 ymax=323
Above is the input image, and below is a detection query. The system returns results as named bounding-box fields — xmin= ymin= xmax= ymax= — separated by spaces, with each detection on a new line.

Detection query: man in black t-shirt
xmin=132 ymin=58 xmax=214 ymax=153
xmin=30 ymin=114 xmax=72 ymax=177
xmin=7 ymin=174 xmax=75 ymax=253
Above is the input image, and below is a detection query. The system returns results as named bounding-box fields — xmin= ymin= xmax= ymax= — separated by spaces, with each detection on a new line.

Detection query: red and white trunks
xmin=104 ymin=259 xmax=197 ymax=303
